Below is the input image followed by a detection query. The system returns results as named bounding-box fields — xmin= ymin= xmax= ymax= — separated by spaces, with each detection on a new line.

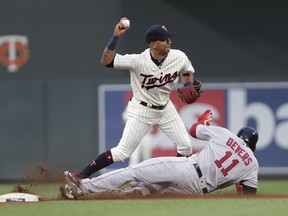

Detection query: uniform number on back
xmin=214 ymin=151 xmax=239 ymax=177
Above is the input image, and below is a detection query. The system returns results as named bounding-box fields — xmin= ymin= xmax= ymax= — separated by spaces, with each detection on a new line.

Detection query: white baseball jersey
xmin=191 ymin=124 xmax=259 ymax=190
xmin=109 ymin=48 xmax=195 ymax=161
xmin=114 ymin=48 xmax=194 ymax=106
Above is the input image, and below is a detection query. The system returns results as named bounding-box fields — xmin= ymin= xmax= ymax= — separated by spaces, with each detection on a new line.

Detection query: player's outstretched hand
xmin=198 ymin=109 xmax=213 ymax=125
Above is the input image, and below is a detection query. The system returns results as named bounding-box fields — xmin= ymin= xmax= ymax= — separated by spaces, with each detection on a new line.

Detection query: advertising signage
xmin=99 ymin=83 xmax=288 ymax=175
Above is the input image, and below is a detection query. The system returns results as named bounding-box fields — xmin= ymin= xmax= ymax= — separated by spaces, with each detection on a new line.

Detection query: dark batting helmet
xmin=237 ymin=127 xmax=259 ymax=152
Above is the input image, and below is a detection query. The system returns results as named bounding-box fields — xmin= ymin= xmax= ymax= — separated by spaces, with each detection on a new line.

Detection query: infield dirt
xmin=10 ymin=165 xmax=288 ymax=201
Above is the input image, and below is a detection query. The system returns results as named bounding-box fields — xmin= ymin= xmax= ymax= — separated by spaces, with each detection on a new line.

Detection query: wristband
xmin=106 ymin=36 xmax=119 ymax=51
xmin=184 ymin=81 xmax=193 ymax=87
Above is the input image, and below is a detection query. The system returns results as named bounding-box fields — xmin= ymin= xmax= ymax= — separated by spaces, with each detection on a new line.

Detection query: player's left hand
xmin=178 ymin=80 xmax=203 ymax=104
xmin=178 ymin=86 xmax=200 ymax=104
xmin=235 ymin=183 xmax=243 ymax=194
xmin=193 ymin=80 xmax=203 ymax=95
xmin=198 ymin=109 xmax=213 ymax=125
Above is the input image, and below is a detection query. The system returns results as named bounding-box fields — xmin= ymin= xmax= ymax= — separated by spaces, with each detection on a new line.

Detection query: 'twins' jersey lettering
xmin=141 ymin=71 xmax=178 ymax=90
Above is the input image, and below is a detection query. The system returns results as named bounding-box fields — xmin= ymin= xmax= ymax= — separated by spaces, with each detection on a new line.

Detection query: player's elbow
xmin=100 ymin=56 xmax=115 ymax=67
xmin=100 ymin=49 xmax=115 ymax=66
xmin=100 ymin=58 xmax=111 ymax=66
xmin=100 ymin=58 xmax=109 ymax=66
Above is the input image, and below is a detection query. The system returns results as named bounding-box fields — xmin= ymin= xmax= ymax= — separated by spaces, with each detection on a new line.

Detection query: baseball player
xmin=71 ymin=17 xmax=203 ymax=179
xmin=63 ymin=109 xmax=259 ymax=199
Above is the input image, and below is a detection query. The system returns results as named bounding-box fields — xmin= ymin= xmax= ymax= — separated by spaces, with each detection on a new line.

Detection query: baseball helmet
xmin=237 ymin=127 xmax=259 ymax=152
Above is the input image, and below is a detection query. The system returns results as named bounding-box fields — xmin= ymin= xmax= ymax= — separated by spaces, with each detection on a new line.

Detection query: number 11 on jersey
xmin=215 ymin=151 xmax=239 ymax=177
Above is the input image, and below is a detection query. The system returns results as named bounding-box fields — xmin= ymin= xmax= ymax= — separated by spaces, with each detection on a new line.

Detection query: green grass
xmin=1 ymin=199 xmax=287 ymax=216
xmin=0 ymin=180 xmax=287 ymax=216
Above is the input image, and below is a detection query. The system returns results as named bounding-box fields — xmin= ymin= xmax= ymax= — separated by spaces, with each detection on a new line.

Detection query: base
xmin=0 ymin=193 xmax=40 ymax=202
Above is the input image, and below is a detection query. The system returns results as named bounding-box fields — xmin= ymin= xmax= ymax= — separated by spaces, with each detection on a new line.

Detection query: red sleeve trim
xmin=189 ymin=123 xmax=201 ymax=138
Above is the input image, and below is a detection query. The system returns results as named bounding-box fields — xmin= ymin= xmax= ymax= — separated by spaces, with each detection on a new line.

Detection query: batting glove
xmin=198 ymin=109 xmax=213 ymax=125
xmin=236 ymin=183 xmax=243 ymax=194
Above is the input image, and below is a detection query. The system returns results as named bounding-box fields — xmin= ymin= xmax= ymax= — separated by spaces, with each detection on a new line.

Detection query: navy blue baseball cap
xmin=145 ymin=24 xmax=176 ymax=43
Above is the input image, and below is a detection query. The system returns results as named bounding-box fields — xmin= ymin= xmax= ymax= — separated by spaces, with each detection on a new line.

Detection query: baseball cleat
xmin=63 ymin=171 xmax=83 ymax=199
xmin=64 ymin=171 xmax=81 ymax=186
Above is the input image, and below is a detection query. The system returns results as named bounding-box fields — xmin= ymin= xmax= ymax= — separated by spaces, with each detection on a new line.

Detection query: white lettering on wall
xmin=275 ymin=103 xmax=288 ymax=149
xmin=228 ymin=88 xmax=287 ymax=150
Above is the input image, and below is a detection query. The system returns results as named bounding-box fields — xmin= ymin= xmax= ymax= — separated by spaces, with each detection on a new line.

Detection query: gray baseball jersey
xmin=110 ymin=48 xmax=195 ymax=161
xmin=79 ymin=124 xmax=258 ymax=195
xmin=191 ymin=124 xmax=259 ymax=190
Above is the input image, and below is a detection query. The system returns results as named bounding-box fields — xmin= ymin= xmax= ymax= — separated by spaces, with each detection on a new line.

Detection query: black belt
xmin=140 ymin=101 xmax=166 ymax=110
xmin=193 ymin=163 xmax=208 ymax=194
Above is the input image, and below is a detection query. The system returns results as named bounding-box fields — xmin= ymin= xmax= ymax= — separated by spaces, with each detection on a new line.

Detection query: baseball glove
xmin=177 ymin=80 xmax=203 ymax=104
xmin=192 ymin=80 xmax=203 ymax=95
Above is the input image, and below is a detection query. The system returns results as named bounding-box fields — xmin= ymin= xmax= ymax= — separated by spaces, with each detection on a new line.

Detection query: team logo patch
xmin=0 ymin=35 xmax=29 ymax=73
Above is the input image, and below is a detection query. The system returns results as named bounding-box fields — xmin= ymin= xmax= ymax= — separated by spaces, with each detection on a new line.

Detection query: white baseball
xmin=121 ymin=19 xmax=130 ymax=28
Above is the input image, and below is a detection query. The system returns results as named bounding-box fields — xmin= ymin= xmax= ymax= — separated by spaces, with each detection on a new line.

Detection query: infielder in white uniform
xmin=71 ymin=17 xmax=203 ymax=179
xmin=63 ymin=110 xmax=259 ymax=198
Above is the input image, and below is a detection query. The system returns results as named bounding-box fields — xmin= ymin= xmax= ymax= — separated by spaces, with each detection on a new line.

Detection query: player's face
xmin=152 ymin=38 xmax=172 ymax=55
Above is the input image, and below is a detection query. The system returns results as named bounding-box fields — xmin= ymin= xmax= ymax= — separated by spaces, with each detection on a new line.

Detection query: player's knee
xmin=110 ymin=147 xmax=131 ymax=162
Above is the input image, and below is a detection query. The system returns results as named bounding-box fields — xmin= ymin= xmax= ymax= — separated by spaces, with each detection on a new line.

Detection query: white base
xmin=0 ymin=193 xmax=40 ymax=202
